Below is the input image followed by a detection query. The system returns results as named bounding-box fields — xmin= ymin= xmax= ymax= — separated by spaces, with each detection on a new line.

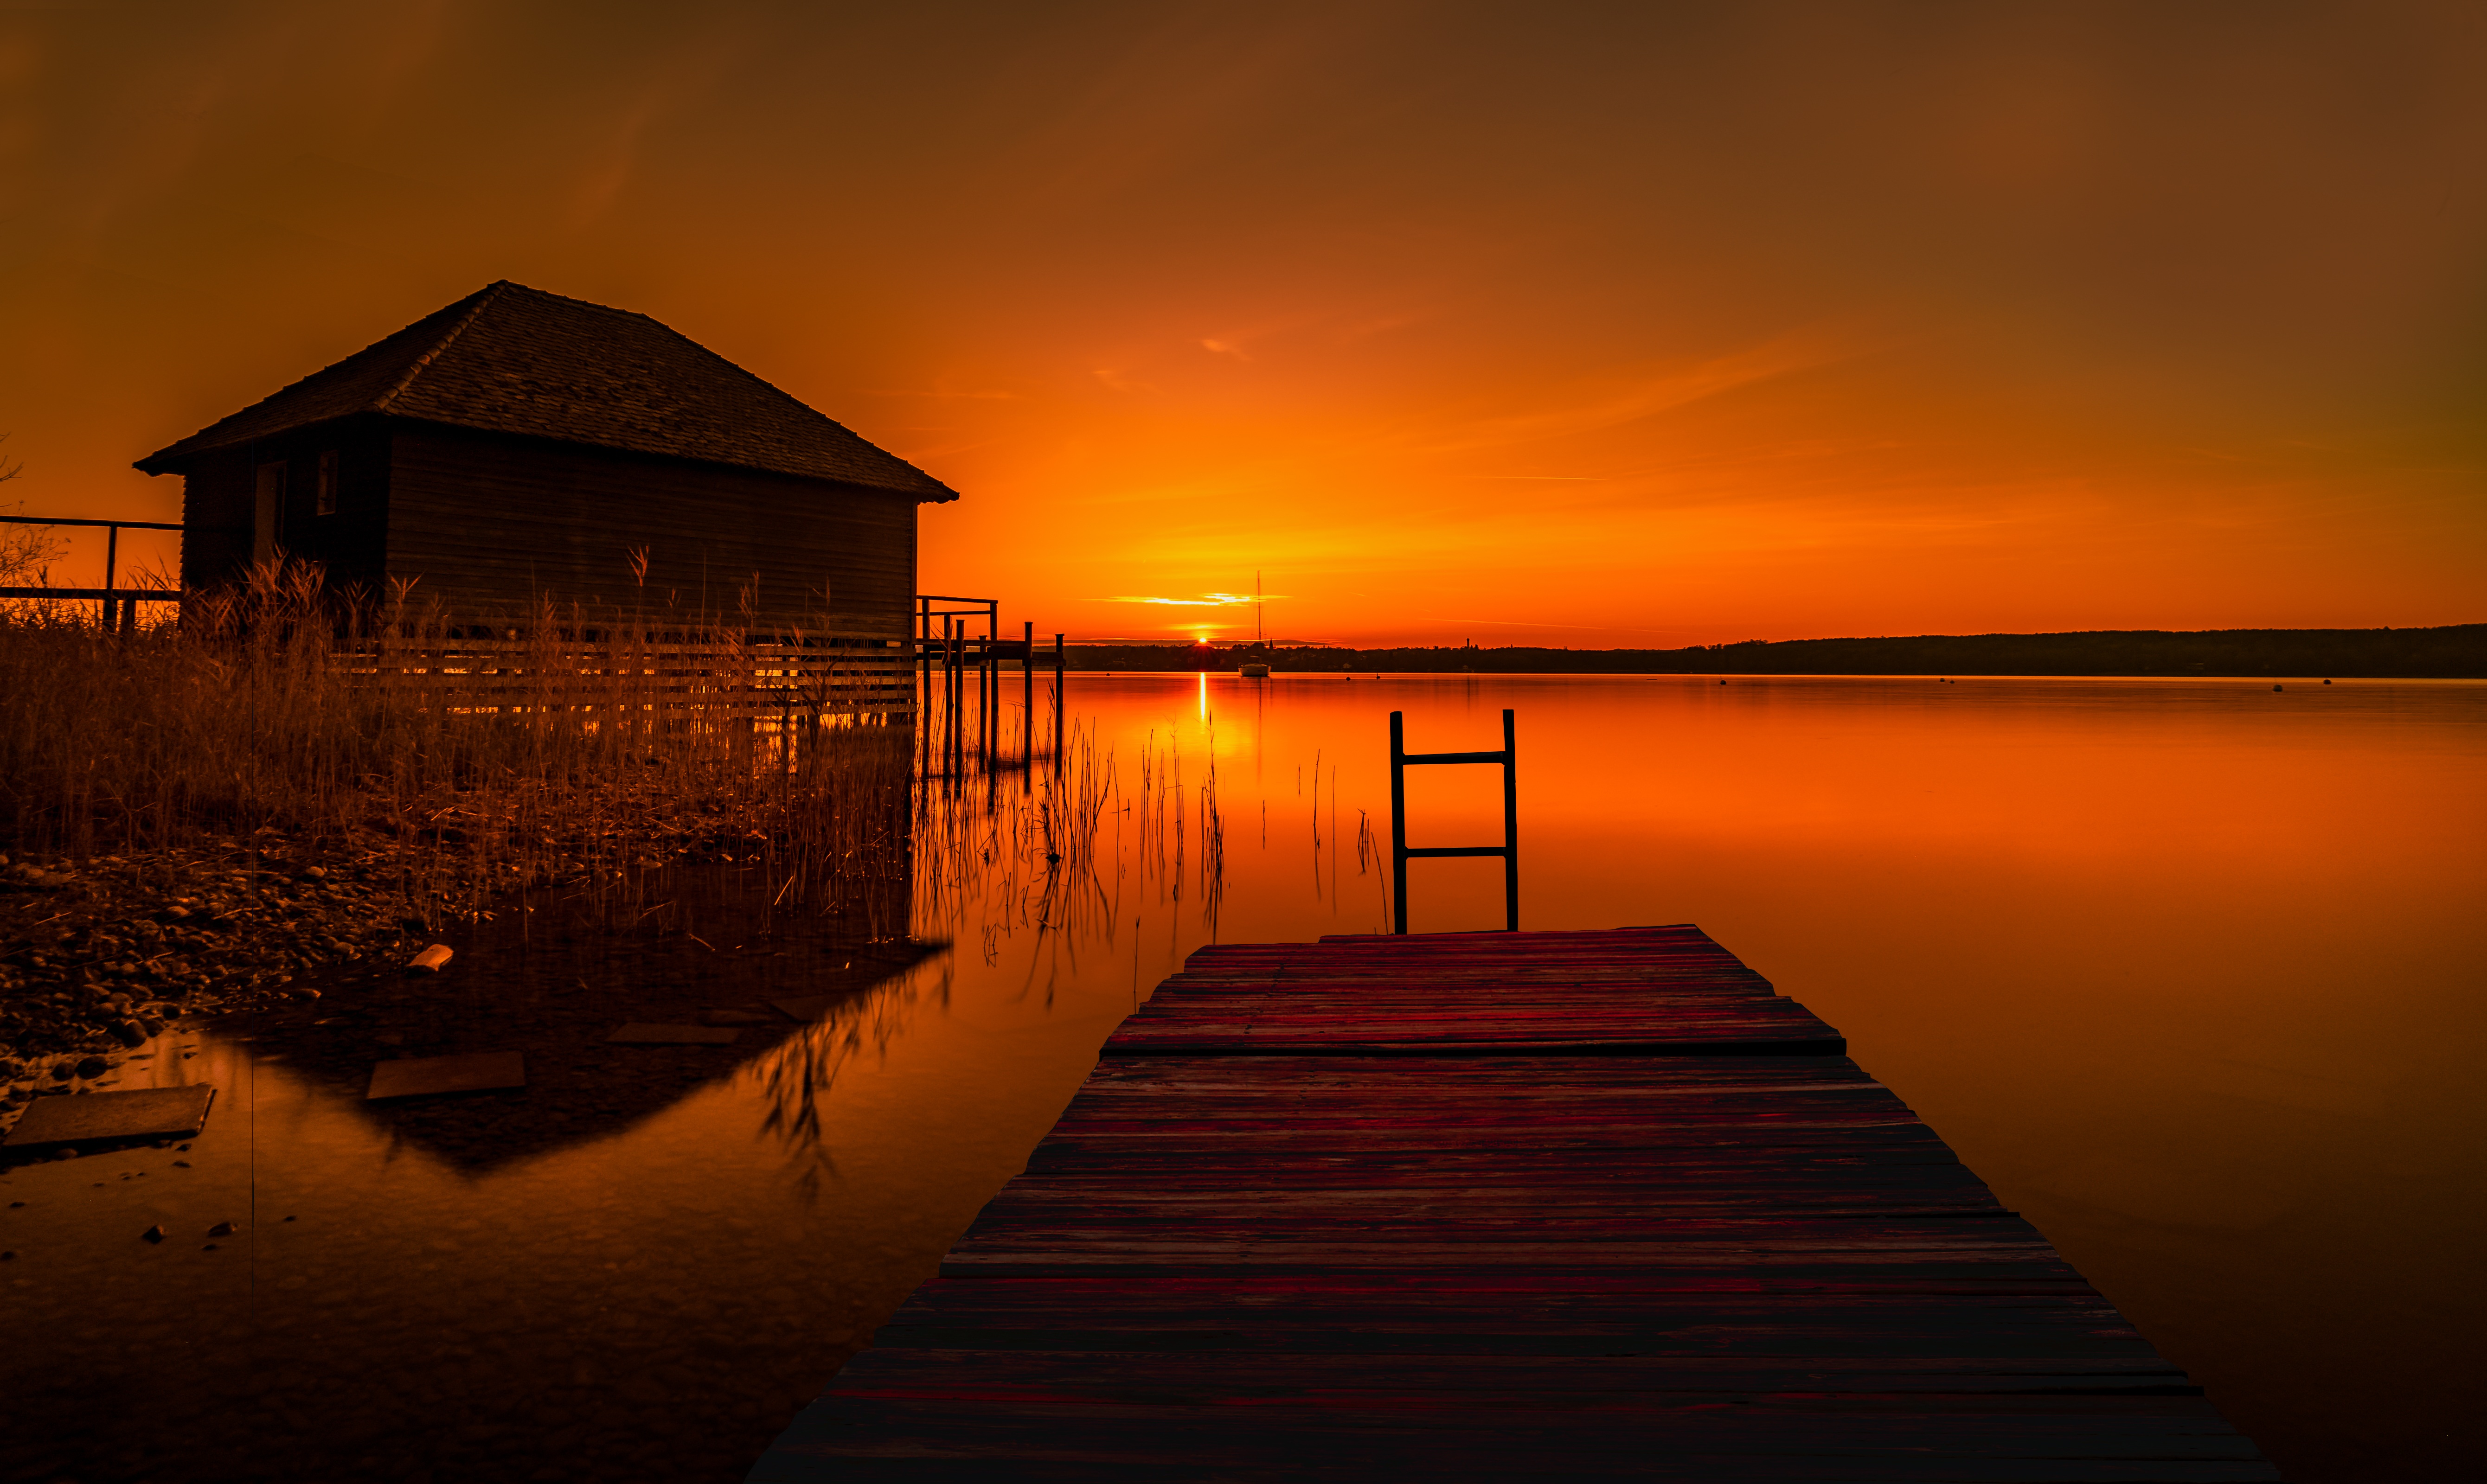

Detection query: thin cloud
xmin=567 ymin=36 xmax=747 ymax=229
xmin=1341 ymin=307 xmax=1436 ymax=340
xmin=1416 ymin=331 xmax=1867 ymax=455
xmin=860 ymin=386 xmax=1023 ymax=401
xmin=1102 ymin=592 xmax=1278 ymax=607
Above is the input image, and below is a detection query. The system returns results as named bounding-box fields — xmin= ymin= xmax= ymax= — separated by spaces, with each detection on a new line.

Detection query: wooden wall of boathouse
xmin=174 ymin=421 xmax=919 ymax=637
xmin=382 ymin=426 xmax=918 ymax=636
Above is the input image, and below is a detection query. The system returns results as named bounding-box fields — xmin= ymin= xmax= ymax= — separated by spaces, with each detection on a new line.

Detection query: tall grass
xmin=0 ymin=561 xmax=912 ymax=928
xmin=3 ymin=556 xmax=1233 ymax=956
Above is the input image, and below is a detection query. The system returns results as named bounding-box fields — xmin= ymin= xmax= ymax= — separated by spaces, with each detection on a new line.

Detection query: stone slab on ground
xmin=606 ymin=1023 xmax=741 ymax=1045
xmin=366 ymin=1051 xmax=526 ymax=1100
xmin=772 ymin=997 xmax=836 ymax=1022
xmin=1 ymin=1085 xmax=217 ymax=1149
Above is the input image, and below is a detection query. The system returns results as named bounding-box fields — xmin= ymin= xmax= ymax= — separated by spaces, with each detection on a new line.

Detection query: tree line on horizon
xmin=1060 ymin=624 xmax=2487 ymax=678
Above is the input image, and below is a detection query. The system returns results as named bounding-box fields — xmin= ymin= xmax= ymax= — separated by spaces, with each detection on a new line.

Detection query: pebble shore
xmin=0 ymin=843 xmax=435 ymax=1133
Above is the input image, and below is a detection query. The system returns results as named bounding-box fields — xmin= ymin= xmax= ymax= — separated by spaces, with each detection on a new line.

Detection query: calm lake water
xmin=4 ymin=674 xmax=2480 ymax=1483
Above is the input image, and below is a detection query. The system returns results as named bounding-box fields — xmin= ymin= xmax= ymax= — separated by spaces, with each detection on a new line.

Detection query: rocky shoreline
xmin=0 ymin=812 xmax=901 ymax=1141
xmin=0 ymin=842 xmax=434 ymax=1136
xmin=1 ymin=775 xmax=912 ymax=1140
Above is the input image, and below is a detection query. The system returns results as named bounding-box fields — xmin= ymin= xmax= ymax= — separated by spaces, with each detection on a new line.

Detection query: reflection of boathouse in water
xmin=250 ymin=896 xmax=941 ymax=1176
xmin=135 ymin=280 xmax=960 ymax=636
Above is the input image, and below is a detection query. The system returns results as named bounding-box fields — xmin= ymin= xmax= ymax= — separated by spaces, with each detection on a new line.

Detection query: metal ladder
xmin=1388 ymin=708 xmax=1517 ymax=934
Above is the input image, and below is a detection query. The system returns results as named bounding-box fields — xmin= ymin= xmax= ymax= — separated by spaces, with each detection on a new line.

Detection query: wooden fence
xmin=335 ymin=633 xmax=916 ymax=719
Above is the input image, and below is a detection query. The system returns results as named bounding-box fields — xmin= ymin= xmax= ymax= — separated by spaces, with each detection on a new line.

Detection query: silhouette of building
xmin=135 ymin=281 xmax=957 ymax=633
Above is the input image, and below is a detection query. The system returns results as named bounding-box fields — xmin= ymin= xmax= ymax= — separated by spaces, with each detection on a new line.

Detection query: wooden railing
xmin=0 ymin=513 xmax=200 ymax=631
xmin=336 ymin=633 xmax=915 ymax=717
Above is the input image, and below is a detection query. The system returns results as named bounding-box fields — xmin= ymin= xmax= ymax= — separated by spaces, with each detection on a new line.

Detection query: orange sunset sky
xmin=3 ymin=2 xmax=2482 ymax=647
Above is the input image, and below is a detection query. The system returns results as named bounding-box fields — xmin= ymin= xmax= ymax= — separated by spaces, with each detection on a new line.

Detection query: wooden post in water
xmin=1053 ymin=633 xmax=1065 ymax=770
xmin=1021 ymin=620 xmax=1034 ymax=767
xmin=919 ymin=597 xmax=937 ymax=778
xmin=984 ymin=622 xmax=997 ymax=766
xmin=945 ymin=616 xmax=961 ymax=775
xmin=1388 ymin=708 xmax=1519 ymax=934
xmin=917 ymin=596 xmax=932 ymax=739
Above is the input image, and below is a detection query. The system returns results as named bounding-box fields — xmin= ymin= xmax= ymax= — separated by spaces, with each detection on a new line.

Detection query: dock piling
xmin=912 ymin=598 xmax=1061 ymax=775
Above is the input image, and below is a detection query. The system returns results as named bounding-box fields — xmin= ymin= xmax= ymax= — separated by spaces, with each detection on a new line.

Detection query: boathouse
xmin=134 ymin=281 xmax=957 ymax=634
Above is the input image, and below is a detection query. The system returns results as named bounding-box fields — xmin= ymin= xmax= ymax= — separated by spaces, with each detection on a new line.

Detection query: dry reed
xmin=0 ymin=560 xmax=912 ymax=929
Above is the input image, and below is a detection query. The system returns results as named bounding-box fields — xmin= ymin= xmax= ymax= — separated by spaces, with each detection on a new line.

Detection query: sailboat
xmin=1239 ymin=571 xmax=1270 ymax=677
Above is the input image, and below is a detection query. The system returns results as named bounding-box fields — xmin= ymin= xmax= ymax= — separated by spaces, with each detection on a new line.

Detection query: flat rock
xmin=606 ymin=1023 xmax=740 ymax=1045
xmin=772 ymin=997 xmax=837 ymax=1023
xmin=366 ymin=1051 xmax=526 ymax=1100
xmin=2 ymin=1085 xmax=218 ymax=1150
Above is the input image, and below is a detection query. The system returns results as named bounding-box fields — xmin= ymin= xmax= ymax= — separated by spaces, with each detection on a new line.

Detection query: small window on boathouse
xmin=315 ymin=449 xmax=340 ymax=517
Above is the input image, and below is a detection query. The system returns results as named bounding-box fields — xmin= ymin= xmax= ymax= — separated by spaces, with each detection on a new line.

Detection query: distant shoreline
xmin=1058 ymin=623 xmax=2487 ymax=679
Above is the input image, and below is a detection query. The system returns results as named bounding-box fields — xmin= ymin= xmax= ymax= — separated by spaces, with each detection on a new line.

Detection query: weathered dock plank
xmin=751 ymin=927 xmax=2272 ymax=1481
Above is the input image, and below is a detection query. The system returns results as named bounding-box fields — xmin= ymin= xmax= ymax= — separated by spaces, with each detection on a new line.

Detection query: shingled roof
xmin=135 ymin=281 xmax=959 ymax=501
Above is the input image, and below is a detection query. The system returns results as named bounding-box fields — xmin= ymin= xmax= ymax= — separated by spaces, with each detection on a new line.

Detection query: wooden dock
xmin=751 ymin=927 xmax=2274 ymax=1481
